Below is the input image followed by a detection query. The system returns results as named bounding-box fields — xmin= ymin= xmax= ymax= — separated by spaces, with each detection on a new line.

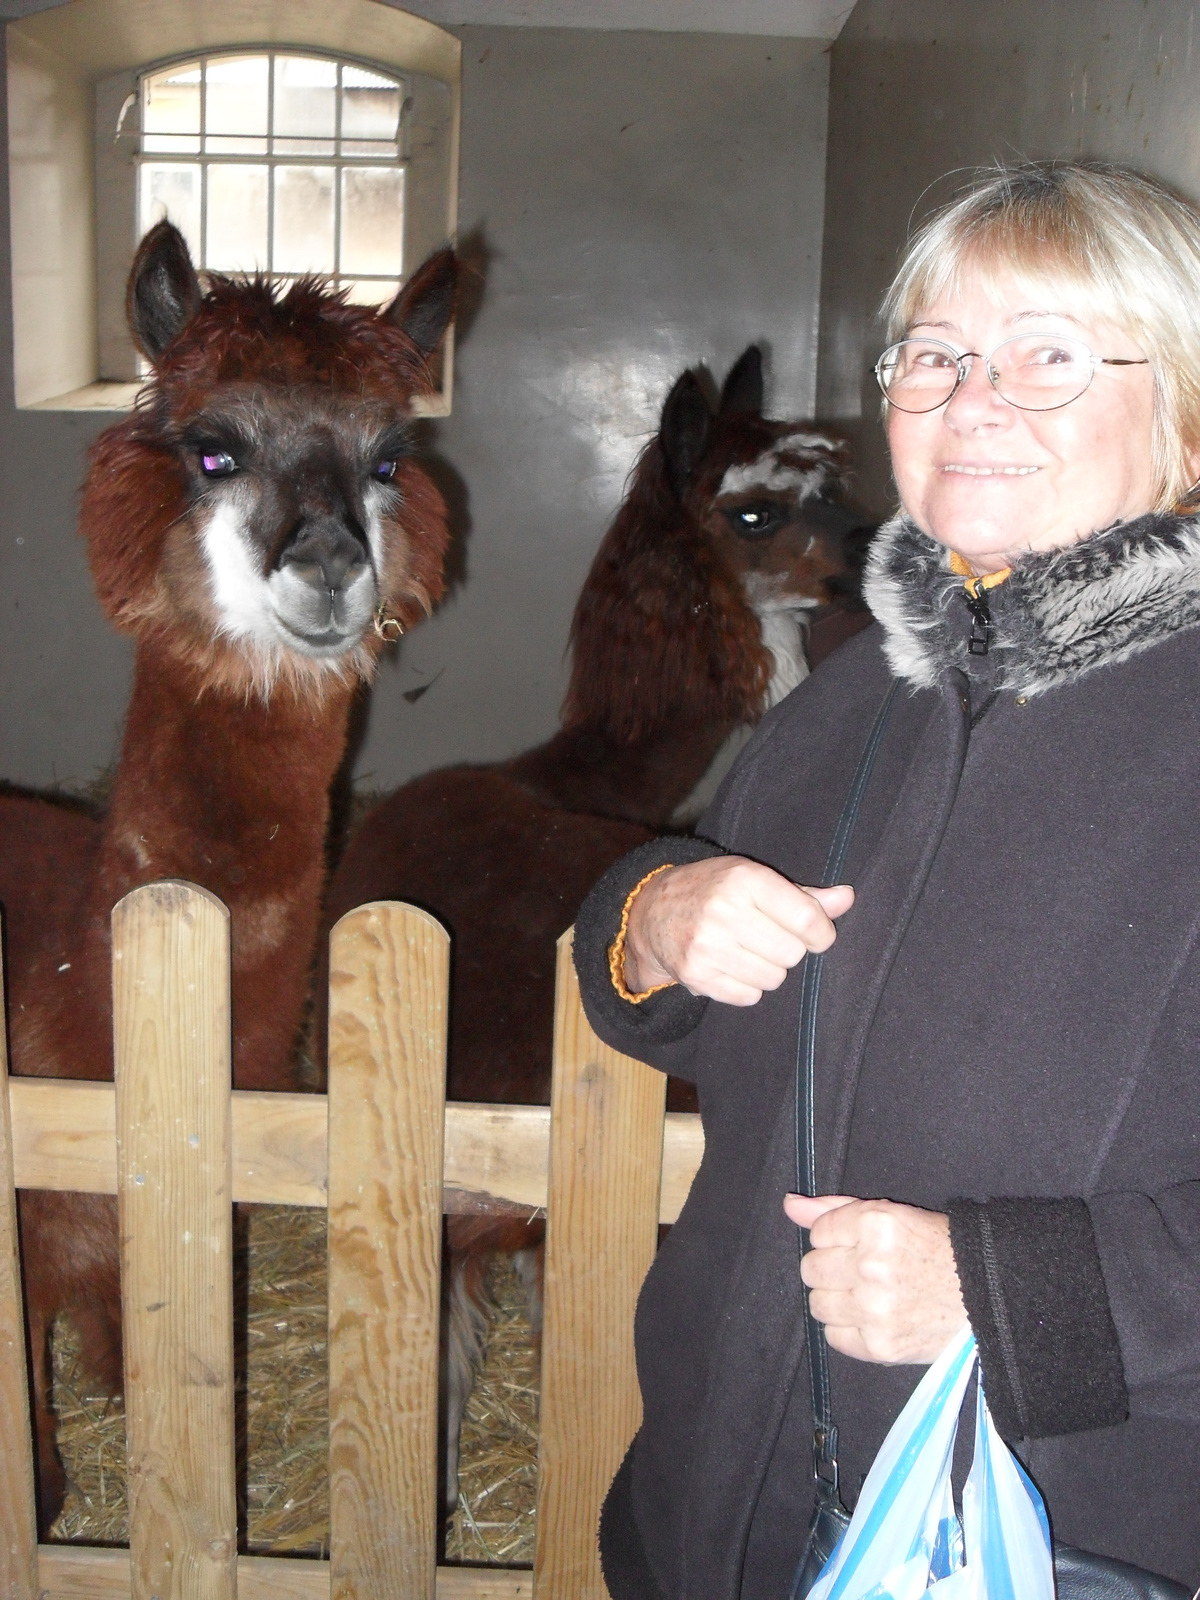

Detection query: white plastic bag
xmin=806 ymin=1326 xmax=1054 ymax=1600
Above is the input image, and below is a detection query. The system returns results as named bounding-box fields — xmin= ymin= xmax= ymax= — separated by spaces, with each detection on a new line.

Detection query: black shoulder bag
xmin=786 ymin=682 xmax=1192 ymax=1600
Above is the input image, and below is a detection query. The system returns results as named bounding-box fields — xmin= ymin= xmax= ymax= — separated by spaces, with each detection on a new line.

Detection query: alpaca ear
xmin=719 ymin=345 xmax=764 ymax=416
xmin=660 ymin=371 xmax=714 ymax=495
xmin=127 ymin=221 xmax=203 ymax=363
xmin=386 ymin=246 xmax=459 ymax=355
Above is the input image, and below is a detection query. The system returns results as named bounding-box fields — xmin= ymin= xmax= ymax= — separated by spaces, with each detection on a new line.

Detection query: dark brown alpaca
xmin=322 ymin=348 xmax=873 ymax=1507
xmin=0 ymin=221 xmax=456 ymax=1530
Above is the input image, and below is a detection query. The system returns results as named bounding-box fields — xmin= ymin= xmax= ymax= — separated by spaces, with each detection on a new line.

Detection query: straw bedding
xmin=48 ymin=1203 xmax=539 ymax=1567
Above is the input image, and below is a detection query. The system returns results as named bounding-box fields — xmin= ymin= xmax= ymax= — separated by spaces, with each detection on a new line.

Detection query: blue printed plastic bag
xmin=806 ymin=1326 xmax=1054 ymax=1600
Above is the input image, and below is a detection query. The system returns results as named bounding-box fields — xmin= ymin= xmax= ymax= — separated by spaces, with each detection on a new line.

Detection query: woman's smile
xmin=939 ymin=462 xmax=1040 ymax=476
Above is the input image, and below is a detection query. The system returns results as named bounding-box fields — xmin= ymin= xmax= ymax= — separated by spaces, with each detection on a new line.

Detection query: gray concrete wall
xmin=0 ymin=20 xmax=831 ymax=794
xmin=818 ymin=0 xmax=1200 ymax=516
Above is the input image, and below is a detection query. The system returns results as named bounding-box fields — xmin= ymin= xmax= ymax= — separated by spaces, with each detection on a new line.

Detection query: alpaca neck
xmin=89 ymin=642 xmax=355 ymax=1087
xmin=507 ymin=716 xmax=740 ymax=830
xmin=510 ymin=587 xmax=811 ymax=831
xmin=670 ymin=591 xmax=813 ymax=825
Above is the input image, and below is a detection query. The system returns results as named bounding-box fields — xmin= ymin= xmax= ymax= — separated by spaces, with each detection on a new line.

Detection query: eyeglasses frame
xmin=873 ymin=334 xmax=1150 ymax=414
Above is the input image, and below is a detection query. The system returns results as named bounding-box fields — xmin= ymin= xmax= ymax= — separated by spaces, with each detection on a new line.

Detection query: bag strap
xmin=795 ymin=680 xmax=900 ymax=1506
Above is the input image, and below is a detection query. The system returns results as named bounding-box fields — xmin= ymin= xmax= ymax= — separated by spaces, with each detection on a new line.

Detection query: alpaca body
xmin=322 ymin=348 xmax=875 ymax=1510
xmin=0 ymin=222 xmax=457 ymax=1529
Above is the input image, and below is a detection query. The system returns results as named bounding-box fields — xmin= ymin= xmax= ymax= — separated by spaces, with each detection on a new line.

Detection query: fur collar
xmin=862 ymin=510 xmax=1200 ymax=695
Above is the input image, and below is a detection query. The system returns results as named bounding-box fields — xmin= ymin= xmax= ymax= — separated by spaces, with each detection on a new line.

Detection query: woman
xmin=574 ymin=161 xmax=1200 ymax=1599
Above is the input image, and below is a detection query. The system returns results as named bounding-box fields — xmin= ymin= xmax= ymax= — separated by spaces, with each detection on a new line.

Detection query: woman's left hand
xmin=784 ymin=1193 xmax=968 ymax=1364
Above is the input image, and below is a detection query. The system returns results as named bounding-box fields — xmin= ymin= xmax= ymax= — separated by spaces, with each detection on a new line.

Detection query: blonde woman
xmin=575 ymin=162 xmax=1200 ymax=1599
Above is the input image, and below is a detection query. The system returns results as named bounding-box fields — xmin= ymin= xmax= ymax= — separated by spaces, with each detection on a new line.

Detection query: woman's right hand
xmin=622 ymin=857 xmax=855 ymax=1006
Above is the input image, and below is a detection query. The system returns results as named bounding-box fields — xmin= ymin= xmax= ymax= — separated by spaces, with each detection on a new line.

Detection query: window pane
xmin=140 ymin=163 xmax=202 ymax=261
xmin=205 ymin=56 xmax=268 ymax=155
xmin=273 ymin=136 xmax=337 ymax=158
xmin=274 ymin=165 xmax=335 ymax=276
xmin=143 ymin=134 xmax=202 ymax=155
xmin=206 ymin=163 xmax=268 ymax=272
xmin=341 ymin=65 xmax=401 ymax=153
xmin=339 ymin=166 xmax=404 ymax=278
xmin=144 ymin=62 xmax=200 ymax=139
xmin=341 ymin=278 xmax=400 ymax=307
xmin=274 ymin=55 xmax=336 ymax=153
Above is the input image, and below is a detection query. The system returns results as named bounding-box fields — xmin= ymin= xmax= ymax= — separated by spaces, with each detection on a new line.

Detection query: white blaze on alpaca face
xmin=200 ymin=495 xmax=384 ymax=662
xmin=719 ymin=433 xmax=837 ymax=499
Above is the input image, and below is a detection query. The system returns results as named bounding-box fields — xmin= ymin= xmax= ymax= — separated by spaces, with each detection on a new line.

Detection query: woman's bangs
xmin=895 ymin=226 xmax=1133 ymax=341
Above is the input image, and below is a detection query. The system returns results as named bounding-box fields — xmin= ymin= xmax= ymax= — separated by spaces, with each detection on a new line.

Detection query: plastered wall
xmin=0 ymin=18 xmax=831 ymax=795
xmin=818 ymin=0 xmax=1200 ymax=515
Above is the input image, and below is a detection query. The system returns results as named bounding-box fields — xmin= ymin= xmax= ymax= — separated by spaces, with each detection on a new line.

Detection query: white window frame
xmin=134 ymin=50 xmax=409 ymax=305
xmin=6 ymin=0 xmax=460 ymax=416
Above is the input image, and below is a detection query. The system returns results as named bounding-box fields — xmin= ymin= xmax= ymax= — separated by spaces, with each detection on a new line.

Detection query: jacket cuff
xmin=947 ymin=1197 xmax=1128 ymax=1441
xmin=573 ymin=835 xmax=725 ymax=1046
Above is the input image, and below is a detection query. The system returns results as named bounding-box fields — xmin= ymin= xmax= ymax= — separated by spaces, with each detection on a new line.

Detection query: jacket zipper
xmin=962 ymin=580 xmax=993 ymax=656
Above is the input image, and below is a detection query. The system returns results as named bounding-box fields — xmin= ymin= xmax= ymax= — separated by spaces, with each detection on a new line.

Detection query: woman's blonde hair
xmin=882 ymin=161 xmax=1200 ymax=510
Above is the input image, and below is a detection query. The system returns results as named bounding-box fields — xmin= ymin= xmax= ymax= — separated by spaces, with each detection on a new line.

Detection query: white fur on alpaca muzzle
xmin=202 ymin=501 xmax=379 ymax=657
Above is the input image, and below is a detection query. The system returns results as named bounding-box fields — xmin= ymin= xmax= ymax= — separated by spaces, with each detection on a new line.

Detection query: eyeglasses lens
xmin=877 ymin=335 xmax=1094 ymax=412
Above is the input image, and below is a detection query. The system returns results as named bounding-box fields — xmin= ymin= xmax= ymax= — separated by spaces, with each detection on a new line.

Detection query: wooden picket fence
xmin=0 ymin=882 xmax=704 ymax=1600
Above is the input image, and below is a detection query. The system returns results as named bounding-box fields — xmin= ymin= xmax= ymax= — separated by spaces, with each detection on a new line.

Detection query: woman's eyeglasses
xmin=874 ymin=334 xmax=1149 ymax=414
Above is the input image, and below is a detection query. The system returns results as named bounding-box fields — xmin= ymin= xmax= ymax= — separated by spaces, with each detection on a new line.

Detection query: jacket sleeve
xmin=573 ymin=834 xmax=727 ymax=1077
xmin=947 ymin=1197 xmax=1128 ymax=1441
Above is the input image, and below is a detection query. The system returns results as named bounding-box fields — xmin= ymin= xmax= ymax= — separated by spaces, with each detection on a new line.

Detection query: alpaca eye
xmin=373 ymin=459 xmax=398 ymax=482
xmin=201 ymin=451 xmax=237 ymax=478
xmin=722 ymin=503 xmax=783 ymax=541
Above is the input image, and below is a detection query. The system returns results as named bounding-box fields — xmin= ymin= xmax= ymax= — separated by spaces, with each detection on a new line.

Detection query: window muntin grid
xmin=138 ymin=52 xmax=406 ymax=307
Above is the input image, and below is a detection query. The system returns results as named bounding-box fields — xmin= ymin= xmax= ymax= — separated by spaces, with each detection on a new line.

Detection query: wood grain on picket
xmin=113 ymin=882 xmax=237 ymax=1600
xmin=534 ymin=931 xmax=667 ymax=1600
xmin=326 ymin=903 xmax=448 ymax=1600
xmin=0 ymin=923 xmax=39 ymax=1600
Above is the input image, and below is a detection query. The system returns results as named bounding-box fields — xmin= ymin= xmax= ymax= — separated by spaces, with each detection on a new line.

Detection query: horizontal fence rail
xmin=35 ymin=1546 xmax=535 ymax=1599
xmin=8 ymin=1083 xmax=704 ymax=1221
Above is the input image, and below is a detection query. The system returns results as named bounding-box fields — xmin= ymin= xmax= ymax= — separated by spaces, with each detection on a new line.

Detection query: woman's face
xmin=887 ymin=269 xmax=1163 ymax=573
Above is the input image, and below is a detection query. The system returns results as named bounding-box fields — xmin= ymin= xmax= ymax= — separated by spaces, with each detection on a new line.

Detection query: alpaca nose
xmin=277 ymin=519 xmax=369 ymax=593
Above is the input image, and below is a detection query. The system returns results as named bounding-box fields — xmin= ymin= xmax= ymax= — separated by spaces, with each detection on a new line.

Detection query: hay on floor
xmin=49 ymin=1205 xmax=539 ymax=1568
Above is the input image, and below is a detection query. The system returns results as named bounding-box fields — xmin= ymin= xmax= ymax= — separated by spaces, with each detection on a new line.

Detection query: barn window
xmin=6 ymin=0 xmax=459 ymax=414
xmin=136 ymin=53 xmax=408 ymax=308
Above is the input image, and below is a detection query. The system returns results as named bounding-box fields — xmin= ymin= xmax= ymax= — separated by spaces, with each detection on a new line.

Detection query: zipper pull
xmin=962 ymin=578 xmax=992 ymax=657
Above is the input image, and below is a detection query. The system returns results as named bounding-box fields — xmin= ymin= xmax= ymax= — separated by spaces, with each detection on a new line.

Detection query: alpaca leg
xmin=512 ymin=1240 xmax=545 ymax=1347
xmin=442 ymin=1243 xmax=490 ymax=1515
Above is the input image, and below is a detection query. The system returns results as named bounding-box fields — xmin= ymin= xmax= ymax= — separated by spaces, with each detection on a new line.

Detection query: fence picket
xmin=0 ymin=912 xmax=39 ymax=1600
xmin=327 ymin=902 xmax=449 ymax=1600
xmin=113 ymin=882 xmax=237 ymax=1600
xmin=533 ymin=930 xmax=667 ymax=1600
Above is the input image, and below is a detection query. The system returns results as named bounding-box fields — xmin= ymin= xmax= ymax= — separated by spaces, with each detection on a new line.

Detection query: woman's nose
xmin=943 ymin=355 xmax=1013 ymax=429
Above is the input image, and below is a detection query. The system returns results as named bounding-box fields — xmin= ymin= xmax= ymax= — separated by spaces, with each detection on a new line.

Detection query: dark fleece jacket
xmin=574 ymin=512 xmax=1200 ymax=1599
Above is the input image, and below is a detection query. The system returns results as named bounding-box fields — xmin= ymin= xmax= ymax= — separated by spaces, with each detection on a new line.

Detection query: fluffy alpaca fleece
xmin=863 ymin=509 xmax=1200 ymax=695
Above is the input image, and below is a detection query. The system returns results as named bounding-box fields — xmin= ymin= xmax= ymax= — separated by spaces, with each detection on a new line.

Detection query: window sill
xmin=24 ymin=381 xmax=145 ymax=412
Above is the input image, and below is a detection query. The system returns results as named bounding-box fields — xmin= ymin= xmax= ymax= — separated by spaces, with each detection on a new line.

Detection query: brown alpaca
xmin=322 ymin=348 xmax=874 ymax=1507
xmin=0 ymin=221 xmax=456 ymax=1531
